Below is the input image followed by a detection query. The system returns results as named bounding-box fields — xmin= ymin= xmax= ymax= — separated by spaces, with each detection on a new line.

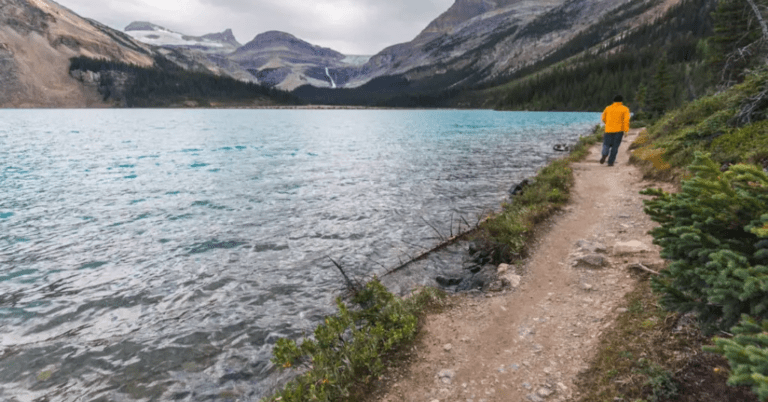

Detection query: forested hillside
xmin=484 ymin=0 xmax=718 ymax=112
xmin=69 ymin=56 xmax=302 ymax=108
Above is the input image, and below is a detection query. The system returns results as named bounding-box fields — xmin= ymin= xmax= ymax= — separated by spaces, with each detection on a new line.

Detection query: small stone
xmin=502 ymin=273 xmax=522 ymax=288
xmin=444 ymin=344 xmax=453 ymax=352
xmin=537 ymin=387 xmax=554 ymax=397
xmin=526 ymin=394 xmax=544 ymax=402
xmin=497 ymin=263 xmax=512 ymax=274
xmin=576 ymin=240 xmax=607 ymax=253
xmin=522 ymin=382 xmax=532 ymax=390
xmin=488 ymin=280 xmax=505 ymax=292
xmin=617 ymin=308 xmax=628 ymax=313
xmin=580 ymin=283 xmax=594 ymax=291
xmin=613 ymin=240 xmax=650 ymax=255
xmin=575 ymin=254 xmax=606 ymax=268
xmin=438 ymin=369 xmax=455 ymax=384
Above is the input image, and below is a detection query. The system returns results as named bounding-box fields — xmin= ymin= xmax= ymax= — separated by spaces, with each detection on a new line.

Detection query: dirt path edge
xmin=370 ymin=128 xmax=675 ymax=402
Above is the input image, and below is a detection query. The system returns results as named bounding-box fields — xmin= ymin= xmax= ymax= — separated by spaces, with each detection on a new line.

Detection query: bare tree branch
xmin=745 ymin=0 xmax=768 ymax=41
xmin=628 ymin=262 xmax=661 ymax=276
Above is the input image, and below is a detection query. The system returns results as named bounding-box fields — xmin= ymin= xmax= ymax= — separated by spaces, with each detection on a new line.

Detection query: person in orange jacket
xmin=600 ymin=95 xmax=631 ymax=166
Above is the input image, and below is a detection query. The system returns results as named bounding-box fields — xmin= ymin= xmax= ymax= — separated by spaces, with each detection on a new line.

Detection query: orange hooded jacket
xmin=602 ymin=102 xmax=630 ymax=133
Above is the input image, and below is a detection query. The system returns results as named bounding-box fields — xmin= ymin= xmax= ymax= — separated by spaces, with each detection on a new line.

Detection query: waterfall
xmin=325 ymin=67 xmax=337 ymax=89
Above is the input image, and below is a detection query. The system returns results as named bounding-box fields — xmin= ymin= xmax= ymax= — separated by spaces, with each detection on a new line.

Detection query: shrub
xmin=641 ymin=152 xmax=768 ymax=334
xmin=708 ymin=316 xmax=768 ymax=401
xmin=264 ymin=280 xmax=443 ymax=402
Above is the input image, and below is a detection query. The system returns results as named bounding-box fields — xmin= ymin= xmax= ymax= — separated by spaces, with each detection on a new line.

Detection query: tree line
xmin=493 ymin=0 xmax=718 ymax=113
xmin=69 ymin=56 xmax=302 ymax=107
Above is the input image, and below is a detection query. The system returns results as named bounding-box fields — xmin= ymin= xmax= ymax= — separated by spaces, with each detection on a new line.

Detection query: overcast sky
xmin=54 ymin=0 xmax=454 ymax=55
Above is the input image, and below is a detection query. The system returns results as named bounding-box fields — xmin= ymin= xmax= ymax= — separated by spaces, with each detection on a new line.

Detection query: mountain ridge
xmin=0 ymin=0 xmax=155 ymax=107
xmin=124 ymin=20 xmax=241 ymax=54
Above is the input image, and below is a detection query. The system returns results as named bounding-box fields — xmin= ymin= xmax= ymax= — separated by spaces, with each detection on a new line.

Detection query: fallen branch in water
xmin=421 ymin=217 xmax=446 ymax=242
xmin=329 ymin=257 xmax=362 ymax=292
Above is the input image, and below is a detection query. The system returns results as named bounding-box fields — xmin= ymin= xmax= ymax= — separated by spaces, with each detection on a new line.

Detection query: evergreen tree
xmin=636 ymin=83 xmax=648 ymax=114
xmin=709 ymin=316 xmax=768 ymax=401
xmin=641 ymin=153 xmax=768 ymax=333
xmin=647 ymin=57 xmax=674 ymax=117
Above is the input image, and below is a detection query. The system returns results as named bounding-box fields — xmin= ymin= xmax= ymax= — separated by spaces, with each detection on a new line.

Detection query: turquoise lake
xmin=0 ymin=109 xmax=600 ymax=400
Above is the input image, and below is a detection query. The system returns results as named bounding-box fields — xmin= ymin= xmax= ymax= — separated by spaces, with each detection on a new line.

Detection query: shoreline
xmin=364 ymin=128 xmax=665 ymax=401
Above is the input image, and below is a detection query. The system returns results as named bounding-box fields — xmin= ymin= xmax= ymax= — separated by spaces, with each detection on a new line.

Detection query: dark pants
xmin=602 ymin=131 xmax=624 ymax=165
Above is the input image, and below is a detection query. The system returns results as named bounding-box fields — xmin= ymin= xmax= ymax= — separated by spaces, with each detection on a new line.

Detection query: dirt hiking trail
xmin=374 ymin=128 xmax=672 ymax=402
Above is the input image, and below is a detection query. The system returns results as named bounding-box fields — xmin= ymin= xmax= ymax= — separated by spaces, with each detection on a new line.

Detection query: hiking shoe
xmin=608 ymin=163 xmax=614 ymax=166
xmin=600 ymin=155 xmax=607 ymax=164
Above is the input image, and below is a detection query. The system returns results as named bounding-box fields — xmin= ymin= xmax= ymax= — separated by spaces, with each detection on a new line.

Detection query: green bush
xmin=641 ymin=152 xmax=768 ymax=333
xmin=637 ymin=358 xmax=679 ymax=402
xmin=636 ymin=69 xmax=768 ymax=175
xmin=263 ymin=280 xmax=443 ymax=402
xmin=708 ymin=316 xmax=768 ymax=401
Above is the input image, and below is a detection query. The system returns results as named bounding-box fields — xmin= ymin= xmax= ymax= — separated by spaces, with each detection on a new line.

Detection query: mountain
xmin=343 ymin=0 xmax=627 ymax=89
xmin=228 ymin=30 xmax=369 ymax=90
xmin=296 ymin=0 xmax=695 ymax=106
xmin=0 ymin=0 xmax=299 ymax=107
xmin=125 ymin=21 xmax=241 ymax=54
xmin=0 ymin=0 xmax=155 ymax=107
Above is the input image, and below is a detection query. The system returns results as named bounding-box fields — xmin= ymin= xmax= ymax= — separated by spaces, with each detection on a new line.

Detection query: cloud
xmin=54 ymin=0 xmax=454 ymax=54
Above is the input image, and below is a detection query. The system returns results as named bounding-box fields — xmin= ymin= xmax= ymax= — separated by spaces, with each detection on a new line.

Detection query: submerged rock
xmin=436 ymin=276 xmax=463 ymax=287
xmin=509 ymin=179 xmax=531 ymax=196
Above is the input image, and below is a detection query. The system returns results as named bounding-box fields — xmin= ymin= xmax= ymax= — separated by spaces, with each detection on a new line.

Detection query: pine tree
xmin=647 ymin=57 xmax=674 ymax=117
xmin=708 ymin=316 xmax=768 ymax=401
xmin=641 ymin=153 xmax=768 ymax=333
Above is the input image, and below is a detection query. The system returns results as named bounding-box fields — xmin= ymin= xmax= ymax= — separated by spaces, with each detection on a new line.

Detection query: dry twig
xmin=628 ymin=262 xmax=661 ymax=276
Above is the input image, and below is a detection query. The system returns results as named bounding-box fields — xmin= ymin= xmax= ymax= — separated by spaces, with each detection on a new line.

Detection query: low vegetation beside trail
xmin=582 ymin=63 xmax=768 ymax=401
xmin=471 ymin=129 xmax=602 ymax=265
xmin=262 ymin=281 xmax=445 ymax=402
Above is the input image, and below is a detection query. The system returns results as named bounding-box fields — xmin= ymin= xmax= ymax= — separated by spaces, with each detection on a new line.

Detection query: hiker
xmin=600 ymin=95 xmax=631 ymax=166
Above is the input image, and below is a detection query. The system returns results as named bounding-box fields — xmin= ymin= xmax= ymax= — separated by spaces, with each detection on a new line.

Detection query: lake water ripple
xmin=0 ymin=109 xmax=599 ymax=400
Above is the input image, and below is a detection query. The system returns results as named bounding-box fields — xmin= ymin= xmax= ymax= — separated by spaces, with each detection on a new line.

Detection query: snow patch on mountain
xmin=126 ymin=29 xmax=225 ymax=48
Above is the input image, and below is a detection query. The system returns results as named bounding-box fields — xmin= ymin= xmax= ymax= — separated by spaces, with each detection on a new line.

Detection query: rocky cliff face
xmin=0 ymin=0 xmax=155 ymax=107
xmin=344 ymin=0 xmax=614 ymax=89
xmin=333 ymin=0 xmax=680 ymax=92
